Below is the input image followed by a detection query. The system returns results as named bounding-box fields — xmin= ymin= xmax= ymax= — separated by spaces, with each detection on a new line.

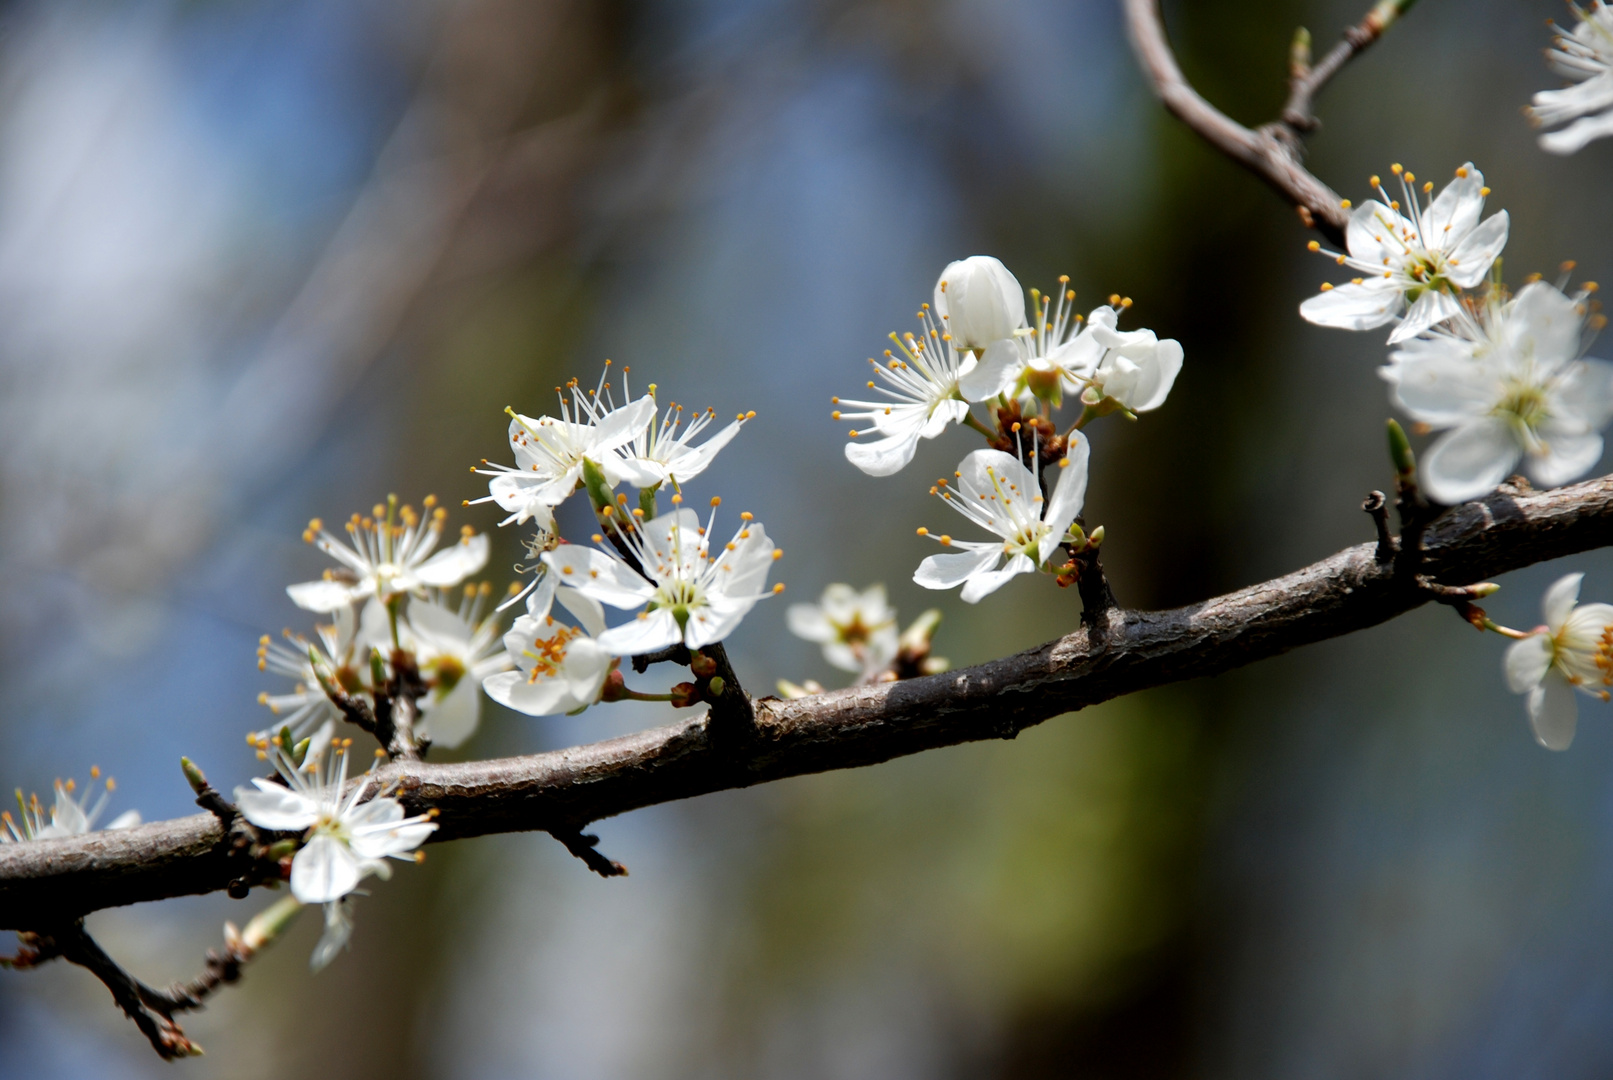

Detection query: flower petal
xmin=557 ymin=586 xmax=608 ymax=639
xmin=418 ymin=675 xmax=480 ymax=749
xmin=1444 ymin=211 xmax=1509 ymax=289
xmin=414 ymin=533 xmax=490 ymax=588
xmin=1542 ymin=572 xmax=1584 ymax=630
xmin=913 ymin=543 xmax=1001 ymax=591
xmin=1528 ymin=676 xmax=1579 ymax=751
xmin=1039 ymin=432 xmax=1090 ymax=565
xmin=1387 ymin=289 xmax=1461 ymax=344
xmin=1504 ymin=633 xmax=1553 ymax=694
xmin=845 ymin=429 xmax=921 ymax=477
xmin=234 ymin=779 xmax=319 ymax=832
xmin=959 ymin=553 xmax=1035 ymax=603
xmin=594 ymin=608 xmax=683 ymax=656
xmin=290 ymin=833 xmax=364 ymax=904
xmin=1299 ymin=280 xmax=1403 ymax=331
xmin=287 ymin=579 xmax=359 ymax=614
xmin=1420 ymin=417 xmax=1519 ymax=504
xmin=959 ymin=338 xmax=1024 ymax=401
xmin=311 ymin=897 xmax=356 ymax=972
xmin=543 ymin=545 xmax=654 ymax=609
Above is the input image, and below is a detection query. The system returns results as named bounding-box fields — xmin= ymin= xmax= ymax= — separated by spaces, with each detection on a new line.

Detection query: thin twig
xmin=42 ymin=921 xmax=203 ymax=1059
xmin=7 ymin=473 xmax=1613 ymax=925
xmin=1124 ymin=0 xmax=1417 ymax=241
xmin=1282 ymin=0 xmax=1420 ymax=128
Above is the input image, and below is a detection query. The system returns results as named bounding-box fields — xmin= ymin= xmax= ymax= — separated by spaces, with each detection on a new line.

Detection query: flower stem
xmin=963 ymin=412 xmax=996 ymax=440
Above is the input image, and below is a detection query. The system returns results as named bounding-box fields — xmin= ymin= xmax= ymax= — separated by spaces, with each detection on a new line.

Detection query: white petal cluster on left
xmin=1503 ymin=573 xmax=1613 ymax=750
xmin=2 ymin=771 xmax=139 ymax=844
xmin=1381 ymin=280 xmax=1613 ymax=503
xmin=1528 ymin=4 xmax=1613 ymax=155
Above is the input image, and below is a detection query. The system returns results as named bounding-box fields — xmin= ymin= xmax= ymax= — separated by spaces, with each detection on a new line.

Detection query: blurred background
xmin=2 ymin=0 xmax=1612 ymax=1075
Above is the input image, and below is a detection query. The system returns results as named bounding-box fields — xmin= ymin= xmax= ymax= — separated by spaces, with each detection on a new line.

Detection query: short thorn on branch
xmin=631 ymin=643 xmax=690 ymax=674
xmin=549 ymin=827 xmax=629 ymax=878
xmin=1362 ymin=490 xmax=1396 ymax=561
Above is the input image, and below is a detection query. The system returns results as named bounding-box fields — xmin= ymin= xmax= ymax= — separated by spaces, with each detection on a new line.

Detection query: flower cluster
xmin=2 ymin=768 xmax=139 ymax=843
xmin=833 ymin=255 xmax=1180 ymax=605
xmin=1301 ymin=164 xmax=1613 ymax=504
xmin=227 ymin=359 xmax=780 ymax=970
xmin=1528 ymin=3 xmax=1613 ymax=155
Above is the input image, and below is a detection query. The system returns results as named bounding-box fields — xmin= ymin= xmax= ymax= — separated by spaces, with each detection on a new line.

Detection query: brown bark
xmin=4 ymin=475 xmax=1608 ymax=929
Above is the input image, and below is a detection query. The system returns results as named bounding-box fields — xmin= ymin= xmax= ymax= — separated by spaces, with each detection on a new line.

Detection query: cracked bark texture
xmin=4 ymin=475 xmax=1610 ymax=929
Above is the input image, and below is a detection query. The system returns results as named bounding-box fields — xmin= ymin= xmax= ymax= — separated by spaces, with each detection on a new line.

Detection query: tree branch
xmin=1123 ymin=0 xmax=1414 ymax=241
xmin=4 ymin=475 xmax=1611 ymax=926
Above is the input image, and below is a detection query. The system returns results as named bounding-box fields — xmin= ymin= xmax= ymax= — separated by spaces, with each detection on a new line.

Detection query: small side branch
xmin=549 ymin=827 xmax=628 ymax=877
xmin=1123 ymin=0 xmax=1418 ymax=241
xmin=43 ymin=921 xmax=203 ymax=1059
xmin=1282 ymin=0 xmax=1419 ymax=128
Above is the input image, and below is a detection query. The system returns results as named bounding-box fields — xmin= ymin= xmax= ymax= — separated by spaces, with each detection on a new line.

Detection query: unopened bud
xmin=898 ymin=609 xmax=943 ymax=657
xmin=670 ymin=682 xmax=700 ymax=708
xmin=265 ymin=839 xmax=299 ymax=860
xmin=777 ymin=679 xmax=814 ymax=699
xmin=582 ymin=458 xmax=615 ymax=514
xmin=180 ymin=757 xmax=209 ymax=796
xmin=239 ymin=895 xmax=304 ymax=953
xmin=1088 ymin=525 xmax=1105 ymax=547
xmin=1386 ymin=418 xmax=1417 ymax=480
xmin=291 ymin=738 xmax=311 ymax=768
xmin=707 ymin=675 xmax=727 ymax=697
xmin=1468 ymin=582 xmax=1501 ymax=597
xmin=689 ymin=651 xmax=718 ymax=678
xmin=599 ymin=668 xmax=628 ymax=703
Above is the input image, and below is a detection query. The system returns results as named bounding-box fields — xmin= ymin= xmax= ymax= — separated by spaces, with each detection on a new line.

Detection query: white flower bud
xmin=934 ymin=256 xmax=1026 ymax=352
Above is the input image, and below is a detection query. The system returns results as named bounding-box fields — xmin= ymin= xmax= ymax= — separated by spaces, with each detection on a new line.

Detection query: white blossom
xmin=543 ymin=505 xmax=783 ymax=655
xmin=835 ymin=307 xmax=982 ymax=477
xmin=914 ymin=435 xmax=1090 ymax=603
xmin=1300 ymin=164 xmax=1509 ymax=343
xmin=482 ymin=587 xmax=613 ymax=716
xmin=472 ymin=372 xmax=657 ymax=528
xmin=234 ymin=742 xmax=436 ymax=906
xmin=934 ymin=256 xmax=1027 ymax=352
xmin=963 ymin=296 xmax=1182 ymax=415
xmin=254 ymin=604 xmax=367 ymax=756
xmin=3 ymin=769 xmax=140 ymax=843
xmin=610 ymin=378 xmax=751 ymax=490
xmin=959 ymin=284 xmax=1103 ymax=405
xmin=287 ymin=495 xmax=489 ymax=614
xmin=404 ymin=587 xmax=513 ymax=749
xmin=1381 ymin=281 xmax=1613 ymax=503
xmin=1528 ymin=3 xmax=1613 ymax=154
xmin=787 ymin=583 xmax=899 ymax=674
xmin=1504 ymin=572 xmax=1613 ymax=750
